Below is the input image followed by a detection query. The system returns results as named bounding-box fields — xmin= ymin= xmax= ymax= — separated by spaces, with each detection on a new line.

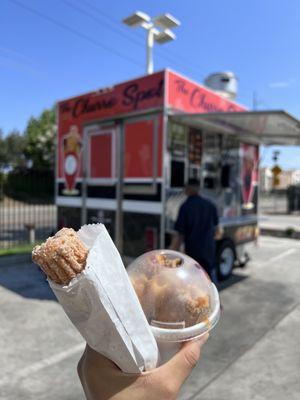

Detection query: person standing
xmin=169 ymin=178 xmax=222 ymax=283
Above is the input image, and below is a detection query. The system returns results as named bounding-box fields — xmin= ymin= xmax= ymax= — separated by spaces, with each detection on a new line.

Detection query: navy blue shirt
xmin=174 ymin=195 xmax=219 ymax=270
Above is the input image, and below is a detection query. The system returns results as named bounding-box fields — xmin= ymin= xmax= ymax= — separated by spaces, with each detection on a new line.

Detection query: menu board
xmin=169 ymin=123 xmax=186 ymax=158
xmin=188 ymin=128 xmax=202 ymax=165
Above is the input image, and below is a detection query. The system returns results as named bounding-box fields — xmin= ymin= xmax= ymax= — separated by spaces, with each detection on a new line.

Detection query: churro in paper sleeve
xmin=32 ymin=224 xmax=159 ymax=373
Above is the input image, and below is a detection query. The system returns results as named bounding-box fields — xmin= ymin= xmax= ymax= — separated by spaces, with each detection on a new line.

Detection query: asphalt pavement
xmin=260 ymin=214 xmax=300 ymax=232
xmin=0 ymin=236 xmax=299 ymax=400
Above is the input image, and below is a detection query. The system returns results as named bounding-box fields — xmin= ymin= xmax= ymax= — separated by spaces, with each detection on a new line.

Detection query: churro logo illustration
xmin=62 ymin=125 xmax=82 ymax=195
xmin=241 ymin=144 xmax=258 ymax=209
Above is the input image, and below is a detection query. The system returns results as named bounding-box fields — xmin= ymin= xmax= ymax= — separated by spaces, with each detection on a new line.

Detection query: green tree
xmin=24 ymin=107 xmax=56 ymax=169
xmin=5 ymin=130 xmax=27 ymax=168
xmin=0 ymin=129 xmax=26 ymax=169
xmin=0 ymin=129 xmax=6 ymax=168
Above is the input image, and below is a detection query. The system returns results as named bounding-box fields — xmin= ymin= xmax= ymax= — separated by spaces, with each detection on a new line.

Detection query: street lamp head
xmin=122 ymin=10 xmax=180 ymax=74
xmin=153 ymin=13 xmax=181 ymax=29
xmin=154 ymin=29 xmax=176 ymax=44
xmin=122 ymin=11 xmax=151 ymax=27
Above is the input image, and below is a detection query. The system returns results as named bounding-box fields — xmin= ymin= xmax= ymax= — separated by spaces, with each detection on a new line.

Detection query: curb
xmin=260 ymin=228 xmax=300 ymax=240
xmin=0 ymin=254 xmax=32 ymax=267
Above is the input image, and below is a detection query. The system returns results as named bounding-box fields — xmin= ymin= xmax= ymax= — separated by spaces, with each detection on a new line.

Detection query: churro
xmin=32 ymin=228 xmax=88 ymax=284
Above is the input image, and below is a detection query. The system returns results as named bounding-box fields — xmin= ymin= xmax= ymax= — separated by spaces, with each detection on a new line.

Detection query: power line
xmin=252 ymin=90 xmax=272 ymax=110
xmin=62 ymin=0 xmax=145 ymax=48
xmin=9 ymin=0 xmax=206 ymax=79
xmin=71 ymin=0 xmax=205 ymax=76
xmin=79 ymin=0 xmax=145 ymax=44
xmin=8 ymin=0 xmax=144 ymax=68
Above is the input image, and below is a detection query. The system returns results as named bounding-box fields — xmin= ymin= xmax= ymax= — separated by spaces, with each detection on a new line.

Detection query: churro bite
xmin=128 ymin=250 xmax=213 ymax=328
xmin=32 ymin=228 xmax=88 ymax=285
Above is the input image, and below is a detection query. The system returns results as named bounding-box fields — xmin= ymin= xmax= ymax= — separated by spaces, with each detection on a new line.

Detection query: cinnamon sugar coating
xmin=32 ymin=228 xmax=88 ymax=284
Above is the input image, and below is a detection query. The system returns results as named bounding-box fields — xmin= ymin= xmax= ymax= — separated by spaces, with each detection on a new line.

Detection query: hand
xmin=214 ymin=226 xmax=224 ymax=241
xmin=168 ymin=233 xmax=183 ymax=251
xmin=77 ymin=333 xmax=209 ymax=400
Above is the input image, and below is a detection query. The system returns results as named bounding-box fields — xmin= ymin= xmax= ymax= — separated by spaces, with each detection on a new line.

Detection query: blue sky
xmin=1 ymin=0 xmax=300 ymax=168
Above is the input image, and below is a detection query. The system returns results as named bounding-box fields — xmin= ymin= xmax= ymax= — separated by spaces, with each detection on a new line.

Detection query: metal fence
xmin=0 ymin=169 xmax=57 ymax=250
xmin=259 ymin=190 xmax=288 ymax=215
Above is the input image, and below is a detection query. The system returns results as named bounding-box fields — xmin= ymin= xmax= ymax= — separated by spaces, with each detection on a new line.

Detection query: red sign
xmin=167 ymin=70 xmax=246 ymax=113
xmin=241 ymin=144 xmax=259 ymax=209
xmin=58 ymin=70 xmax=247 ymax=187
xmin=58 ymin=71 xmax=164 ymax=178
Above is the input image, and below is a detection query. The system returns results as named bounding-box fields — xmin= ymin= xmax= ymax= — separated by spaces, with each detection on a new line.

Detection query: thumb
xmin=159 ymin=333 xmax=209 ymax=387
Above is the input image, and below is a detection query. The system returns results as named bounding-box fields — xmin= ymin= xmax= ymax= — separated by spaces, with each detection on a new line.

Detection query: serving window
xmin=87 ymin=126 xmax=116 ymax=182
xmin=168 ymin=122 xmax=203 ymax=188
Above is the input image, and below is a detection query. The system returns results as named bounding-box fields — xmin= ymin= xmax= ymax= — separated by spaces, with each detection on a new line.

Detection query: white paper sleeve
xmin=49 ymin=224 xmax=159 ymax=373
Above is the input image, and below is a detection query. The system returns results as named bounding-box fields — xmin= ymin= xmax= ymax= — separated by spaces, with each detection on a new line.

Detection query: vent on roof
xmin=204 ymin=72 xmax=238 ymax=100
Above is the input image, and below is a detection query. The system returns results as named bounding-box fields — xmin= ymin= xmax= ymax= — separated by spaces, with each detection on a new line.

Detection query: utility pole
xmin=252 ymin=91 xmax=258 ymax=110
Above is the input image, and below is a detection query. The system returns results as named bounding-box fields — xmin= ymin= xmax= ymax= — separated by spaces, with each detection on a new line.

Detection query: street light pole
xmin=123 ymin=12 xmax=180 ymax=75
xmin=146 ymin=26 xmax=154 ymax=74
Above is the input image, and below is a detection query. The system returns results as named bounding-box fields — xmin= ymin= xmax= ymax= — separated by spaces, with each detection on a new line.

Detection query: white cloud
xmin=269 ymin=79 xmax=296 ymax=89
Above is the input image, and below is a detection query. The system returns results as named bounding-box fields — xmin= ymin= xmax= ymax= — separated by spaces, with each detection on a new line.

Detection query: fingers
xmin=159 ymin=333 xmax=209 ymax=387
xmin=77 ymin=349 xmax=86 ymax=383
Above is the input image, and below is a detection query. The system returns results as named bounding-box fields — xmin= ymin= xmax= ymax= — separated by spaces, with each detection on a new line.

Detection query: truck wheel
xmin=216 ymin=240 xmax=235 ymax=280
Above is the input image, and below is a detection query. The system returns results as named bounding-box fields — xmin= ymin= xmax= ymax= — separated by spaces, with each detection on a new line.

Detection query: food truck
xmin=56 ymin=69 xmax=300 ymax=279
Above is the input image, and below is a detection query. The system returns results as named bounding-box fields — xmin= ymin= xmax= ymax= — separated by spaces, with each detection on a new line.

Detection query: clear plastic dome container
xmin=128 ymin=250 xmax=220 ymax=342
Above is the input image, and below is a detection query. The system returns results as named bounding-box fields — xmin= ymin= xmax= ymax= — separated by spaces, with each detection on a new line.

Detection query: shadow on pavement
xmin=0 ymin=261 xmax=249 ymax=301
xmin=218 ymin=272 xmax=248 ymax=292
xmin=0 ymin=262 xmax=57 ymax=301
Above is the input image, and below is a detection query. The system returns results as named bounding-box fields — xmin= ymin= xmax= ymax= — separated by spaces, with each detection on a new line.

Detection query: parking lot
xmin=0 ymin=236 xmax=299 ymax=400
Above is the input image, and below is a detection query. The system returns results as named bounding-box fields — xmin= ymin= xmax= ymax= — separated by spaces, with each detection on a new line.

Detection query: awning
xmin=169 ymin=110 xmax=300 ymax=145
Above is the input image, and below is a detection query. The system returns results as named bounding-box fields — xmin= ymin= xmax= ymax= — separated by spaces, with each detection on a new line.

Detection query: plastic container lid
xmin=128 ymin=250 xmax=220 ymax=341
